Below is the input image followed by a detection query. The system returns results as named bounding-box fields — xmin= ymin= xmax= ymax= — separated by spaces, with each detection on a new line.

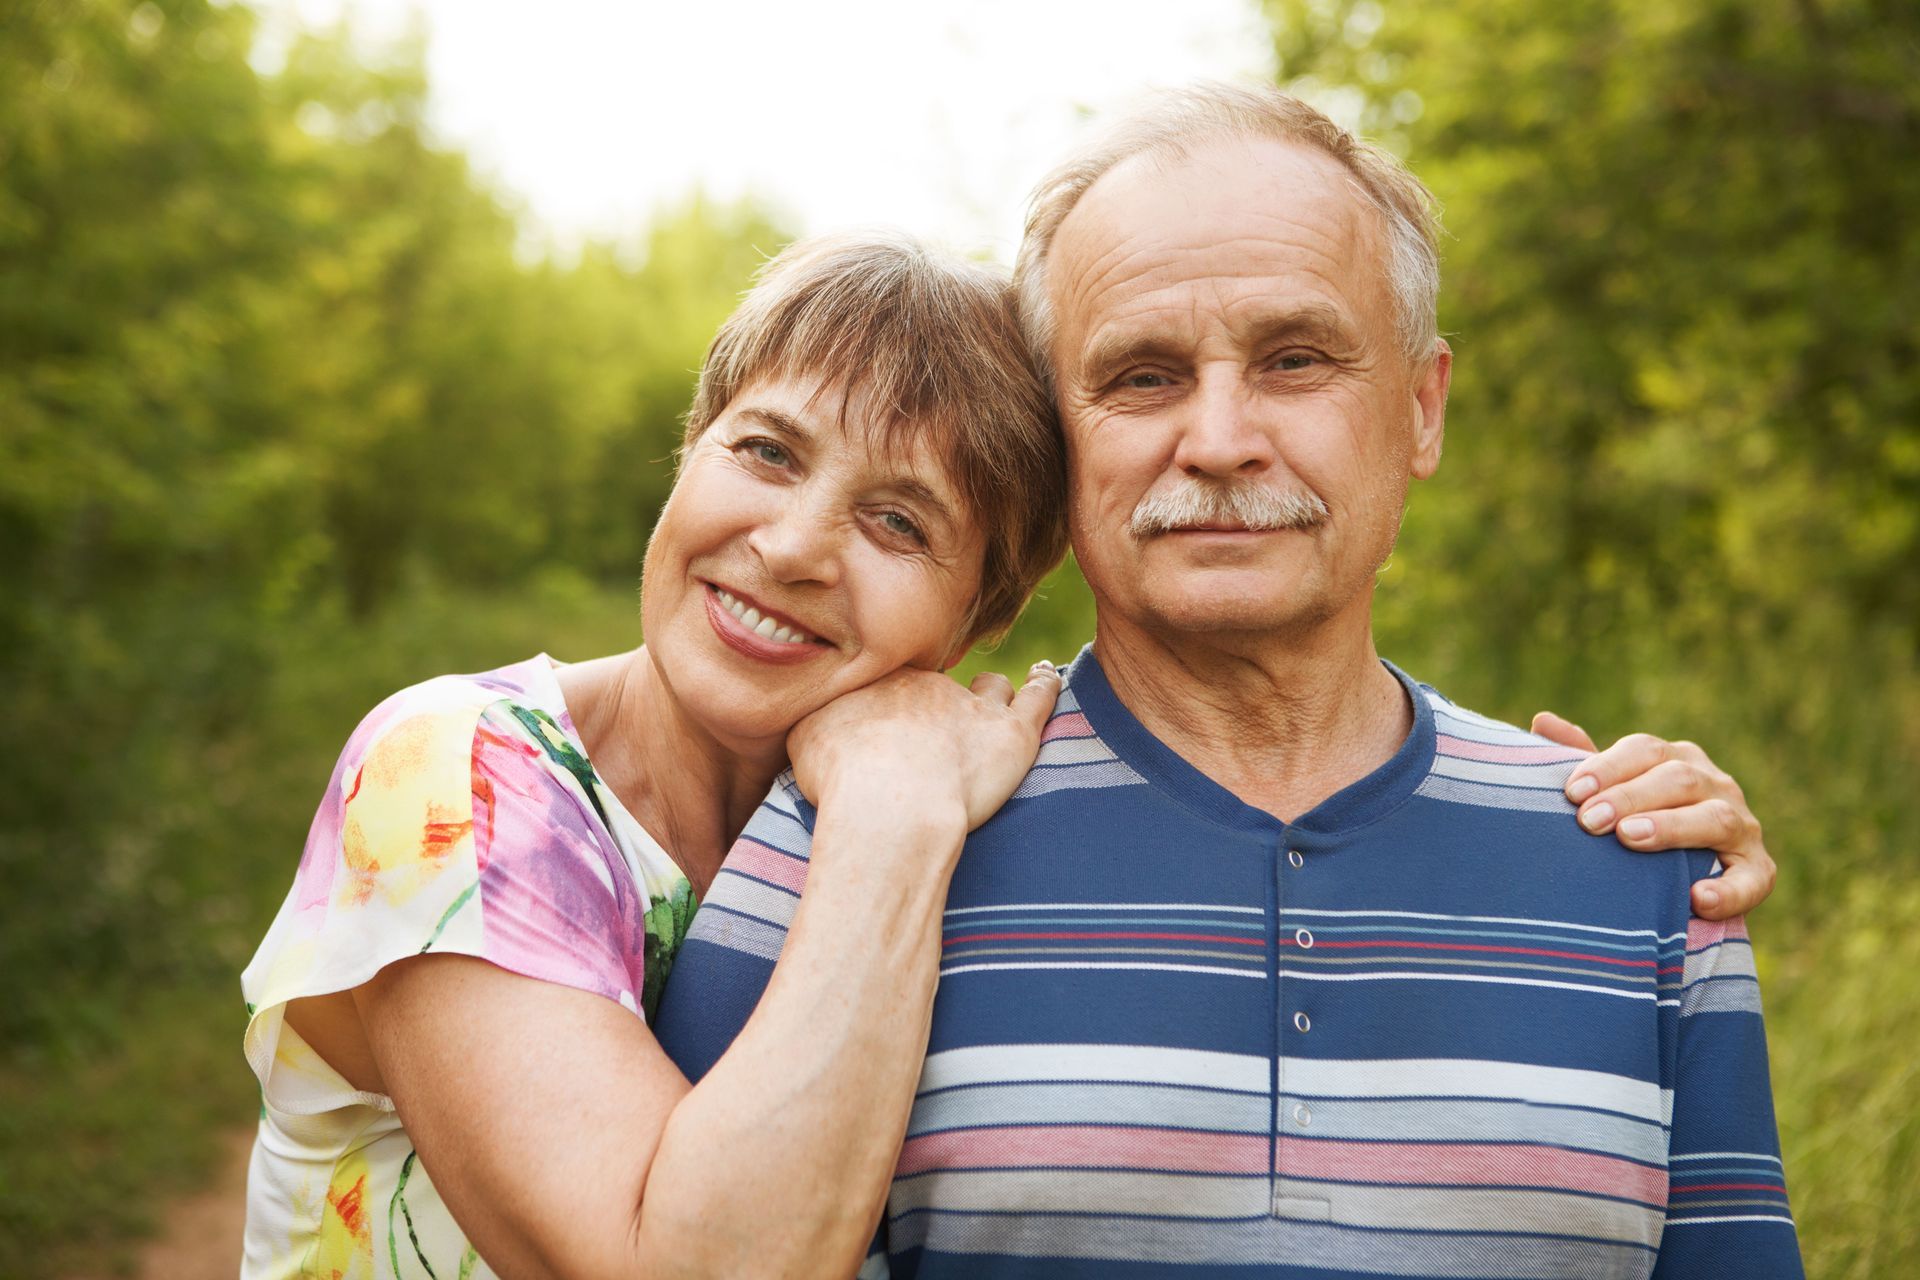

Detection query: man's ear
xmin=1410 ymin=338 xmax=1451 ymax=480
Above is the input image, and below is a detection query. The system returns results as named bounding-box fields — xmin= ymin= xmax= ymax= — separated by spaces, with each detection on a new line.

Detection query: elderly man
xmin=654 ymin=86 xmax=1800 ymax=1278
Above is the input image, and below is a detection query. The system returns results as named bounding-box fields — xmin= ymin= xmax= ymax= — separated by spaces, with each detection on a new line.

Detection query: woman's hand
xmin=788 ymin=660 xmax=1062 ymax=834
xmin=1532 ymin=711 xmax=1777 ymax=921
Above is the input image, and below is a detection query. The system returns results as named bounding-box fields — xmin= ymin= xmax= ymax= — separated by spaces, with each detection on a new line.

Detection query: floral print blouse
xmin=240 ymin=655 xmax=696 ymax=1279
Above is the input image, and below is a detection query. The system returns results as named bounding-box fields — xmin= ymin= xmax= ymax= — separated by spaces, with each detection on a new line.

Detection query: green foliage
xmin=1259 ymin=1 xmax=1920 ymax=1271
xmin=3 ymin=0 xmax=1914 ymax=1274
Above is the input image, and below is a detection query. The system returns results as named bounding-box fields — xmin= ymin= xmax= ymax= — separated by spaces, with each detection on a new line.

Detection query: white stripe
xmin=1282 ymin=906 xmax=1686 ymax=942
xmin=1280 ymin=967 xmax=1661 ymax=1003
xmin=1280 ymin=1056 xmax=1671 ymax=1122
xmin=1665 ymin=1215 xmax=1795 ymax=1228
xmin=1671 ymin=1152 xmax=1784 ymax=1165
xmin=920 ymin=1043 xmax=1271 ymax=1094
xmin=1430 ymin=754 xmax=1578 ymax=788
xmin=945 ymin=902 xmax=1266 ymax=916
xmin=943 ymin=961 xmax=1265 ymax=981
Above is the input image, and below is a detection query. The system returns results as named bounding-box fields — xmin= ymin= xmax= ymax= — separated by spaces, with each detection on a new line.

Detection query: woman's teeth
xmin=714 ymin=587 xmax=817 ymax=645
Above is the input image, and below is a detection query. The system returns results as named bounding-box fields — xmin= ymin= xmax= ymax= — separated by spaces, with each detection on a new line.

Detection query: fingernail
xmin=1579 ymin=801 xmax=1614 ymax=833
xmin=1696 ymin=884 xmax=1721 ymax=911
xmin=1566 ymin=774 xmax=1599 ymax=803
xmin=1619 ymin=816 xmax=1654 ymax=841
xmin=1030 ymin=659 xmax=1055 ymax=674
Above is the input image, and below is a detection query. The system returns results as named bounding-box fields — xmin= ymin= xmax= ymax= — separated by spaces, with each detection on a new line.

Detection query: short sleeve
xmin=242 ymin=694 xmax=649 ymax=1116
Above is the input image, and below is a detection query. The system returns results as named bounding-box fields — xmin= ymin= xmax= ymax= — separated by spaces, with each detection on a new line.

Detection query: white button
xmin=1295 ymin=928 xmax=1314 ymax=949
xmin=1292 ymin=1103 xmax=1312 ymax=1127
xmin=1287 ymin=849 xmax=1304 ymax=869
xmin=1294 ymin=1011 xmax=1311 ymax=1033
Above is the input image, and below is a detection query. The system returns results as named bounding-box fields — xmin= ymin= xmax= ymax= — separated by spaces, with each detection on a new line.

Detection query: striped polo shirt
xmin=651 ymin=648 xmax=1801 ymax=1279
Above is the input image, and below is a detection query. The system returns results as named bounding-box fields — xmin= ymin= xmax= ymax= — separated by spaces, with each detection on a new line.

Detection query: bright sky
xmin=250 ymin=0 xmax=1277 ymax=260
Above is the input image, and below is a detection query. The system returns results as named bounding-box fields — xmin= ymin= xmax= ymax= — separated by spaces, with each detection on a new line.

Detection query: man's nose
xmin=746 ymin=492 xmax=844 ymax=588
xmin=1170 ymin=374 xmax=1274 ymax=478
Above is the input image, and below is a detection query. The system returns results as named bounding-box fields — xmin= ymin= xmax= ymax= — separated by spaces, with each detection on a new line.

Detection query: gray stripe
xmin=891 ymin=1168 xmax=1266 ymax=1219
xmin=1271 ymin=1176 xmax=1662 ymax=1244
xmin=910 ymin=1082 xmax=1271 ymax=1137
xmin=942 ymin=945 xmax=1265 ymax=966
xmin=1679 ymin=977 xmax=1764 ymax=1017
xmin=1682 ymin=938 xmax=1757 ymax=985
xmin=905 ymin=1087 xmax=1668 ymax=1166
xmin=1431 ymin=755 xmax=1580 ymax=789
xmin=1014 ymin=761 xmax=1145 ymax=800
xmin=682 ymin=906 xmax=787 ymax=963
xmin=889 ymin=1204 xmax=1655 ymax=1275
xmin=1033 ymin=737 xmax=1122 ymax=767
xmin=700 ymin=874 xmax=800 ymax=932
xmin=1415 ymin=775 xmax=1576 ymax=814
xmin=1279 ymin=952 xmax=1657 ymax=986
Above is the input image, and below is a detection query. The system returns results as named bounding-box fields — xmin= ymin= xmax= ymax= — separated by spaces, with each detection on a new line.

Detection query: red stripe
xmin=944 ymin=930 xmax=1265 ymax=949
xmin=1287 ymin=938 xmax=1655 ymax=969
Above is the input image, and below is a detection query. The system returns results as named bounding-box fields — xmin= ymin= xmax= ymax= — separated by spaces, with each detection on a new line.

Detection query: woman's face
xmin=640 ymin=373 xmax=986 ymax=752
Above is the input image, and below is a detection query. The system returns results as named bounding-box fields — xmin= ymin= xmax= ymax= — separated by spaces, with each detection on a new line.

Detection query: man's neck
xmin=1092 ymin=604 xmax=1411 ymax=824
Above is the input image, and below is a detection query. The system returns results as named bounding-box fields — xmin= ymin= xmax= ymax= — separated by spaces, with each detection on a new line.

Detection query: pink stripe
xmin=1042 ymin=712 xmax=1095 ymax=743
xmin=1436 ymin=734 xmax=1586 ymax=765
xmin=897 ymin=1125 xmax=1268 ymax=1177
xmin=1686 ymin=915 xmax=1750 ymax=950
xmin=1276 ymin=1137 xmax=1668 ymax=1205
xmin=724 ymin=837 xmax=809 ymax=895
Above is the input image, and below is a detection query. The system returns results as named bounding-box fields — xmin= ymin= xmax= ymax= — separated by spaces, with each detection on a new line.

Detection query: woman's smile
xmin=703 ymin=581 xmax=832 ymax=664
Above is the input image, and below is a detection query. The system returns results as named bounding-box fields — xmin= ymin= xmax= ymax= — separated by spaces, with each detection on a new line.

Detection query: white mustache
xmin=1129 ymin=482 xmax=1329 ymax=537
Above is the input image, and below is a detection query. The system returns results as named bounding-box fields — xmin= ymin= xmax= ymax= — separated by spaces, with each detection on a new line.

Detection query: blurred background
xmin=2 ymin=0 xmax=1914 ymax=1275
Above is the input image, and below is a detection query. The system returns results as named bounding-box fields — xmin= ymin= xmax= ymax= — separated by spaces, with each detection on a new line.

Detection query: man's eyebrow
xmin=1078 ymin=332 xmax=1190 ymax=384
xmin=1243 ymin=304 xmax=1359 ymax=352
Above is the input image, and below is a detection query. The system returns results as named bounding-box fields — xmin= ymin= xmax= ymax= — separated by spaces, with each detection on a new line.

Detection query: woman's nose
xmin=745 ymin=495 xmax=843 ymax=588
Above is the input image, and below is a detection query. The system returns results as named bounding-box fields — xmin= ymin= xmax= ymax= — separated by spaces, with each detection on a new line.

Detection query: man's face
xmin=1046 ymin=135 xmax=1449 ymax=643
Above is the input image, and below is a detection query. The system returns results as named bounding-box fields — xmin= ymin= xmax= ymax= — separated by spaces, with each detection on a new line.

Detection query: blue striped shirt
xmin=652 ymin=649 xmax=1802 ymax=1278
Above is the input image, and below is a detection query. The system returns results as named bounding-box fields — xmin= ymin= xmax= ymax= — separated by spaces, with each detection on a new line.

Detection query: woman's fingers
xmin=1574 ymin=758 xmax=1713 ymax=835
xmin=1690 ymin=853 xmax=1777 ymax=920
xmin=967 ymin=669 xmax=1014 ymax=705
xmin=1008 ymin=660 xmax=1061 ymax=734
xmin=1531 ymin=710 xmax=1598 ymax=753
xmin=1561 ymin=731 xmax=1775 ymax=920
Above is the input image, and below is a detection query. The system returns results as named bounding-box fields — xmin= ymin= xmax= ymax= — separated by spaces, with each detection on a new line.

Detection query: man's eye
xmin=1274 ymin=353 xmax=1316 ymax=371
xmin=1124 ymin=372 xmax=1169 ymax=389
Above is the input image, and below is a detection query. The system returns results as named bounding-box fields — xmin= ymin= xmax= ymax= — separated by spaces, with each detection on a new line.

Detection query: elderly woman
xmin=239 ymin=232 xmax=1771 ymax=1279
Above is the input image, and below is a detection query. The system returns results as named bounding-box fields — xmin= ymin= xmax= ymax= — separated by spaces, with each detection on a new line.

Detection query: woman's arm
xmin=350 ymin=664 xmax=1060 ymax=1280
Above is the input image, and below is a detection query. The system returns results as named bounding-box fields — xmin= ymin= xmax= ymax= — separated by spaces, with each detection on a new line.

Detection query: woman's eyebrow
xmin=730 ymin=406 xmax=821 ymax=444
xmin=883 ymin=475 xmax=960 ymax=536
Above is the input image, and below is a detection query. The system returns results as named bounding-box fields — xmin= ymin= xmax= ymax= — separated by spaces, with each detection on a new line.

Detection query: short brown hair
xmin=684 ymin=231 xmax=1068 ymax=647
xmin=1015 ymin=83 xmax=1443 ymax=385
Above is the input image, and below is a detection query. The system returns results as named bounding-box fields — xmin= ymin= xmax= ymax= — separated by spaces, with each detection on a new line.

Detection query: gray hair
xmin=1013 ymin=83 xmax=1443 ymax=387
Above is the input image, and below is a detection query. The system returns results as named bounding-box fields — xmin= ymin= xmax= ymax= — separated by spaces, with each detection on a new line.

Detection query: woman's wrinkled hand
xmin=789 ymin=661 xmax=1063 ymax=835
xmin=1532 ymin=711 xmax=1777 ymax=921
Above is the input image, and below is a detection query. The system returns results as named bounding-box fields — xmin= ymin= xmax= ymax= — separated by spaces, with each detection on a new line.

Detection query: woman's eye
xmin=746 ymin=440 xmax=790 ymax=466
xmin=879 ymin=511 xmax=924 ymax=543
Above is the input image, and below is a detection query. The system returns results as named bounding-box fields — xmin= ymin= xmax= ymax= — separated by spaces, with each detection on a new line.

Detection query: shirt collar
xmin=1063 ymin=643 xmax=1436 ymax=839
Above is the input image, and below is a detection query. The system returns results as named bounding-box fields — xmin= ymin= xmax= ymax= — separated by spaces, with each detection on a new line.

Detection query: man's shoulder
xmin=1411 ymin=681 xmax=1591 ymax=820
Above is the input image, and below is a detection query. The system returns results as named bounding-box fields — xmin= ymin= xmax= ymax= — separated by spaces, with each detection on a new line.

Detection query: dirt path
xmin=74 ymin=1126 xmax=253 ymax=1280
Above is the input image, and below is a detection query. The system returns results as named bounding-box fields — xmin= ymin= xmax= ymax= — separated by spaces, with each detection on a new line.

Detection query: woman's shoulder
xmin=336 ymin=655 xmax=568 ymax=775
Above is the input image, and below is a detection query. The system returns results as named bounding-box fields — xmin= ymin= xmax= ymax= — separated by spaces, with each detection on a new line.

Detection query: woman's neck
xmin=555 ymin=648 xmax=785 ymax=897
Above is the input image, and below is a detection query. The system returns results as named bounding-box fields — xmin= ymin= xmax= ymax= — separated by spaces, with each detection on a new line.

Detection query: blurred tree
xmin=0 ymin=0 xmax=788 ymax=1051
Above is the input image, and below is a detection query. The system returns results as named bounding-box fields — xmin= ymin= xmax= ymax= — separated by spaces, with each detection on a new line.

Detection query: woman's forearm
xmin=636 ymin=798 xmax=966 ymax=1277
